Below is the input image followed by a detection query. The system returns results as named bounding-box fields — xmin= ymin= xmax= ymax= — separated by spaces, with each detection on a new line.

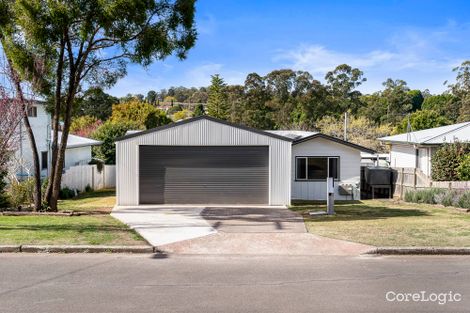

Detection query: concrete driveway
xmin=111 ymin=206 xmax=216 ymax=246
xmin=158 ymin=207 xmax=372 ymax=256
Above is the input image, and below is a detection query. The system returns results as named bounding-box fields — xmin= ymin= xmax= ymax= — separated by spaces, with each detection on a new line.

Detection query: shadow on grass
xmin=65 ymin=189 xmax=115 ymax=201
xmin=290 ymin=201 xmax=430 ymax=222
xmin=0 ymin=224 xmax=130 ymax=233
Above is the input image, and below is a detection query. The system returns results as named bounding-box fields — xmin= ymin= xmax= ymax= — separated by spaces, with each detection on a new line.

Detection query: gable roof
xmin=266 ymin=130 xmax=317 ymax=140
xmin=378 ymin=122 xmax=470 ymax=145
xmin=115 ymin=115 xmax=294 ymax=142
xmin=291 ymin=133 xmax=376 ymax=153
xmin=60 ymin=131 xmax=102 ymax=149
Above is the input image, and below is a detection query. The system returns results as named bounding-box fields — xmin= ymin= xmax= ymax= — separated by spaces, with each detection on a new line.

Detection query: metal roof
xmin=265 ymin=130 xmax=317 ymax=140
xmin=378 ymin=122 xmax=470 ymax=145
xmin=58 ymin=131 xmax=102 ymax=149
xmin=115 ymin=116 xmax=294 ymax=142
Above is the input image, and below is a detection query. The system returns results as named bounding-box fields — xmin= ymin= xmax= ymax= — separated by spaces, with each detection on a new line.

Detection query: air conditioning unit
xmin=338 ymin=184 xmax=353 ymax=195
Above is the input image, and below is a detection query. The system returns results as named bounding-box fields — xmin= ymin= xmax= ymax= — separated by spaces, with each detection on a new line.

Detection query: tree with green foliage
xmin=92 ymin=121 xmax=140 ymax=164
xmin=110 ymin=99 xmax=171 ymax=130
xmin=226 ymin=85 xmax=245 ymax=124
xmin=242 ymin=73 xmax=274 ymax=129
xmin=431 ymin=142 xmax=470 ymax=181
xmin=0 ymin=0 xmax=197 ymax=211
xmin=407 ymin=90 xmax=424 ymax=111
xmin=393 ymin=110 xmax=451 ymax=134
xmin=359 ymin=80 xmax=416 ymax=126
xmin=75 ymin=87 xmax=119 ymax=121
xmin=325 ymin=64 xmax=366 ymax=115
xmin=206 ymin=74 xmax=229 ymax=119
xmin=421 ymin=94 xmax=460 ymax=122
xmin=70 ymin=115 xmax=102 ymax=138
xmin=264 ymin=69 xmax=298 ymax=128
xmin=146 ymin=90 xmax=158 ymax=106
xmin=457 ymin=154 xmax=470 ymax=181
xmin=193 ymin=103 xmax=205 ymax=116
xmin=447 ymin=61 xmax=470 ymax=122
xmin=315 ymin=116 xmax=392 ymax=152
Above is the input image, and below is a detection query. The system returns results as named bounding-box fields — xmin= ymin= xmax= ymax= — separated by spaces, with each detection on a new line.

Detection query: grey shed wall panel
xmin=139 ymin=146 xmax=269 ymax=204
xmin=116 ymin=118 xmax=291 ymax=206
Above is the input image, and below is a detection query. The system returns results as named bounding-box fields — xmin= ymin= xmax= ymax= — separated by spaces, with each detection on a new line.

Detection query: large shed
xmin=115 ymin=116 xmax=292 ymax=206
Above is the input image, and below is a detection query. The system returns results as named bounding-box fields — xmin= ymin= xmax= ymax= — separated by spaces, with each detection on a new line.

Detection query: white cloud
xmin=274 ymin=23 xmax=470 ymax=93
xmin=184 ymin=63 xmax=246 ymax=86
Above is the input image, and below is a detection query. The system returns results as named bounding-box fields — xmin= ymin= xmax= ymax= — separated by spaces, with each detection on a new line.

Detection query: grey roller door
xmin=139 ymin=146 xmax=269 ymax=204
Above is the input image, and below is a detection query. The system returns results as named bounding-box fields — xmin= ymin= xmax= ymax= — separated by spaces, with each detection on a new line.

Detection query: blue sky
xmin=108 ymin=0 xmax=470 ymax=97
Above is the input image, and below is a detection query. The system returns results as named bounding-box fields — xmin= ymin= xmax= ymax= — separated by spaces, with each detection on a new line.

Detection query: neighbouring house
xmin=115 ymin=116 xmax=374 ymax=206
xmin=14 ymin=102 xmax=102 ymax=179
xmin=378 ymin=122 xmax=470 ymax=177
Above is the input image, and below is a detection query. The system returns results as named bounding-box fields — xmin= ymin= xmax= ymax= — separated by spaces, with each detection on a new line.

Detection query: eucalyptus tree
xmin=0 ymin=0 xmax=197 ymax=210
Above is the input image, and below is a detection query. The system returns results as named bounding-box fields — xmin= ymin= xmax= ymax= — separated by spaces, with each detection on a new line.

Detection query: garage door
xmin=139 ymin=146 xmax=269 ymax=204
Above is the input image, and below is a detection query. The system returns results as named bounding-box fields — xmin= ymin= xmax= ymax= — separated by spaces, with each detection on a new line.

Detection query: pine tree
xmin=193 ymin=103 xmax=205 ymax=117
xmin=206 ymin=74 xmax=229 ymax=119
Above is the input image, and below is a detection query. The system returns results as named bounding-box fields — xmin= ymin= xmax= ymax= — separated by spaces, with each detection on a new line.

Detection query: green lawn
xmin=290 ymin=200 xmax=470 ymax=247
xmin=58 ymin=189 xmax=116 ymax=213
xmin=0 ymin=215 xmax=146 ymax=245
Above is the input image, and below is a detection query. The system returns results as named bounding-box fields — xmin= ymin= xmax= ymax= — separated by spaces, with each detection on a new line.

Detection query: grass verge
xmin=290 ymin=199 xmax=470 ymax=247
xmin=0 ymin=215 xmax=146 ymax=246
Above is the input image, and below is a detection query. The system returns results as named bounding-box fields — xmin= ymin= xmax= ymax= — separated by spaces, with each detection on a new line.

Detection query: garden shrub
xmin=59 ymin=187 xmax=76 ymax=200
xmin=457 ymin=154 xmax=470 ymax=181
xmin=85 ymin=185 xmax=93 ymax=193
xmin=458 ymin=191 xmax=470 ymax=209
xmin=431 ymin=142 xmax=470 ymax=181
xmin=403 ymin=188 xmax=443 ymax=204
xmin=439 ymin=190 xmax=458 ymax=207
xmin=8 ymin=178 xmax=35 ymax=208
xmin=0 ymin=170 xmax=9 ymax=208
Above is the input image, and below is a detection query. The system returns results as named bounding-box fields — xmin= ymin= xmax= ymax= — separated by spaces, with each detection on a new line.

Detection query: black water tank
xmin=364 ymin=167 xmax=392 ymax=185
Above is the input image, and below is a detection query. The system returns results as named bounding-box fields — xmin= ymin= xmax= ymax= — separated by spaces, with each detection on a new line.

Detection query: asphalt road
xmin=1 ymin=253 xmax=469 ymax=313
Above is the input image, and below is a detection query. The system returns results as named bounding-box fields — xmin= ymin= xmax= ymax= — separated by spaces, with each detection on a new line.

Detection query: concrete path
xmin=111 ymin=206 xmax=216 ymax=246
xmin=160 ymin=207 xmax=372 ymax=255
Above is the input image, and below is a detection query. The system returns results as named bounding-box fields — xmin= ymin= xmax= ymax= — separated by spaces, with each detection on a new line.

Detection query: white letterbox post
xmin=327 ymin=176 xmax=335 ymax=215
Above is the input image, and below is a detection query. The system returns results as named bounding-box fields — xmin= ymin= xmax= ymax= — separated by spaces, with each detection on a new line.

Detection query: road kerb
xmin=364 ymin=247 xmax=470 ymax=255
xmin=0 ymin=245 xmax=154 ymax=253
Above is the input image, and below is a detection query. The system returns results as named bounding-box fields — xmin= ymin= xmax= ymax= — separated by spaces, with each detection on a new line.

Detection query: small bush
xmin=458 ymin=191 xmax=470 ymax=209
xmin=403 ymin=188 xmax=443 ymax=204
xmin=0 ymin=170 xmax=9 ymax=208
xmin=8 ymin=178 xmax=35 ymax=208
xmin=439 ymin=190 xmax=458 ymax=207
xmin=59 ymin=187 xmax=76 ymax=200
xmin=404 ymin=190 xmax=414 ymax=202
xmin=85 ymin=185 xmax=94 ymax=193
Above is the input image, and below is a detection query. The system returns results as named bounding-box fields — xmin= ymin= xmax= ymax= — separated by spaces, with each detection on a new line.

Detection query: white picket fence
xmin=61 ymin=164 xmax=116 ymax=192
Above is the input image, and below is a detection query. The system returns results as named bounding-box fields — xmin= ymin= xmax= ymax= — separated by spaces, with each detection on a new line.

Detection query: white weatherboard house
xmin=15 ymin=102 xmax=102 ymax=178
xmin=115 ymin=116 xmax=374 ymax=206
xmin=379 ymin=122 xmax=470 ymax=177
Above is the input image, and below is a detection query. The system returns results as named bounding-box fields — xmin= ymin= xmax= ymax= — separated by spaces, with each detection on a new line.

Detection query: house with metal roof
xmin=115 ymin=116 xmax=374 ymax=206
xmin=15 ymin=102 xmax=102 ymax=179
xmin=378 ymin=122 xmax=470 ymax=177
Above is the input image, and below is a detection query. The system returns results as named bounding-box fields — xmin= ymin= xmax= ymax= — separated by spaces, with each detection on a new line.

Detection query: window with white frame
xmin=295 ymin=157 xmax=339 ymax=180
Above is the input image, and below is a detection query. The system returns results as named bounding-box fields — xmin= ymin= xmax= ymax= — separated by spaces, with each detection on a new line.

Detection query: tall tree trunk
xmin=45 ymin=38 xmax=65 ymax=204
xmin=7 ymin=61 xmax=41 ymax=211
xmin=49 ymin=96 xmax=73 ymax=211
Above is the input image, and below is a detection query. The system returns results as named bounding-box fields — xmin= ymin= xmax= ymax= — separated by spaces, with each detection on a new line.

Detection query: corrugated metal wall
xmin=116 ymin=118 xmax=291 ymax=206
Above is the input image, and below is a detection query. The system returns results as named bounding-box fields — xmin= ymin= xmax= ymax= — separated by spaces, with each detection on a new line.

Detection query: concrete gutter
xmin=365 ymin=247 xmax=470 ymax=255
xmin=0 ymin=245 xmax=155 ymax=254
